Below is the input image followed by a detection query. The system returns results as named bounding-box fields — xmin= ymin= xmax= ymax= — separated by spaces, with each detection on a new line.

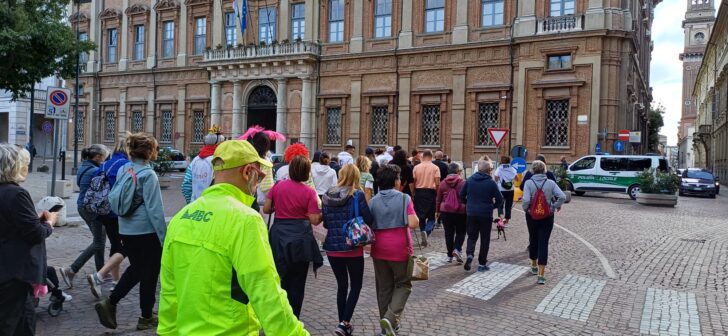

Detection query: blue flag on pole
xmin=233 ymin=0 xmax=247 ymax=34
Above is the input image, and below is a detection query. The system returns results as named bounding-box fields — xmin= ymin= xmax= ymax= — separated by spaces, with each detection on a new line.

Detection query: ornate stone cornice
xmin=154 ymin=0 xmax=180 ymax=11
xmin=184 ymin=0 xmax=212 ymax=6
xmin=99 ymin=8 xmax=122 ymax=20
xmin=69 ymin=11 xmax=89 ymax=24
xmin=125 ymin=3 xmax=150 ymax=16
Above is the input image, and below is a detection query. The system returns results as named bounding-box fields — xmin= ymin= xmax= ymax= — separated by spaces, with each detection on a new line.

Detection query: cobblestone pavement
xmin=25 ymin=171 xmax=728 ymax=336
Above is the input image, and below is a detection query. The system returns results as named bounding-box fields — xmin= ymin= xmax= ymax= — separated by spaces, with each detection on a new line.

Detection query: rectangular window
xmin=326 ymin=107 xmax=342 ymax=144
xmin=421 ymin=105 xmax=440 ymax=145
xmin=225 ymin=12 xmax=236 ymax=46
xmin=425 ymin=0 xmax=445 ymax=33
xmin=160 ymin=111 xmax=173 ymax=143
xmin=162 ymin=21 xmax=175 ymax=58
xmin=329 ymin=0 xmax=344 ymax=42
xmin=194 ymin=17 xmax=206 ymax=55
xmin=291 ymin=3 xmax=305 ymax=40
xmin=544 ymin=99 xmax=569 ymax=147
xmin=547 ymin=54 xmax=572 ymax=70
xmin=374 ymin=0 xmax=392 ymax=38
xmin=131 ymin=111 xmax=143 ymax=133
xmin=133 ymin=25 xmax=145 ymax=60
xmin=550 ymin=0 xmax=575 ymax=16
xmin=476 ymin=103 xmax=499 ymax=146
xmin=482 ymin=0 xmax=504 ymax=27
xmin=105 ymin=110 xmax=116 ymax=142
xmin=371 ymin=106 xmax=388 ymax=145
xmin=192 ymin=111 xmax=205 ymax=143
xmin=259 ymin=7 xmax=277 ymax=44
xmin=79 ymin=32 xmax=89 ymax=64
xmin=107 ymin=28 xmax=117 ymax=64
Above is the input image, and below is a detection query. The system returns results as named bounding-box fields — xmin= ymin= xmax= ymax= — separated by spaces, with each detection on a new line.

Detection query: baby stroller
xmin=34 ymin=266 xmax=72 ymax=317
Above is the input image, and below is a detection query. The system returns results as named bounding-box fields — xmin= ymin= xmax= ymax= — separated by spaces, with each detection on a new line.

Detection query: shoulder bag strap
xmin=403 ymin=194 xmax=412 ymax=256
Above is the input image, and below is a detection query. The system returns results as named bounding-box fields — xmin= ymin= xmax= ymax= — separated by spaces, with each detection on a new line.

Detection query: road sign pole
xmin=50 ymin=120 xmax=59 ymax=197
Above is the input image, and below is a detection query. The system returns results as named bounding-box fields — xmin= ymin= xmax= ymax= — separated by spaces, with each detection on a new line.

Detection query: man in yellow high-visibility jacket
xmin=158 ymin=140 xmax=309 ymax=336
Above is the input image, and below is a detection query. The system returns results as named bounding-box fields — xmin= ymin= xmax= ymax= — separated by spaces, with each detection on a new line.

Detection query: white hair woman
xmin=459 ymin=159 xmax=504 ymax=272
xmin=59 ymin=144 xmax=110 ymax=288
xmin=0 ymin=143 xmax=57 ymax=334
xmin=522 ymin=160 xmax=566 ymax=285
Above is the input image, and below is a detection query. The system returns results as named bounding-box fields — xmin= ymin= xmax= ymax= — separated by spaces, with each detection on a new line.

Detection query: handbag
xmin=403 ymin=194 xmax=429 ymax=281
xmin=343 ymin=193 xmax=375 ymax=247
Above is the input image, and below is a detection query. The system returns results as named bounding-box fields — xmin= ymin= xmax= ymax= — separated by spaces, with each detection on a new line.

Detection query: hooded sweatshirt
xmin=436 ymin=174 xmax=466 ymax=214
xmin=522 ymin=174 xmax=566 ymax=215
xmin=494 ymin=164 xmax=518 ymax=192
xmin=181 ymin=144 xmax=218 ymax=203
xmin=311 ymin=162 xmax=339 ymax=195
xmin=460 ymin=171 xmax=504 ymax=217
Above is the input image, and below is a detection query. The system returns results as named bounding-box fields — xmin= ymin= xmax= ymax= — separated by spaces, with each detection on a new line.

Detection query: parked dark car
xmin=679 ymin=170 xmax=717 ymax=198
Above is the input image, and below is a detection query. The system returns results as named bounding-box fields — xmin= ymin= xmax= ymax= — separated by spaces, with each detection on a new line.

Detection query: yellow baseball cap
xmin=212 ymin=140 xmax=273 ymax=171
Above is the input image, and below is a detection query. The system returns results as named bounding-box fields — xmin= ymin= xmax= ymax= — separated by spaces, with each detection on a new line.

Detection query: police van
xmin=566 ymin=155 xmax=669 ymax=200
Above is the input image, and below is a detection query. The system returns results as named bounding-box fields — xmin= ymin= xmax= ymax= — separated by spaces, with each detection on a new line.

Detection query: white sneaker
xmin=87 ymin=273 xmax=103 ymax=299
xmin=62 ymin=292 xmax=73 ymax=302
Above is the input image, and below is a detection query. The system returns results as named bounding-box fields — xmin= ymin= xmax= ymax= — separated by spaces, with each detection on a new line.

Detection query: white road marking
xmin=421 ymin=251 xmax=452 ymax=271
xmin=513 ymin=207 xmax=616 ymax=279
xmin=446 ymin=262 xmax=528 ymax=301
xmin=640 ymin=288 xmax=702 ymax=336
xmin=535 ymin=274 xmax=606 ymax=321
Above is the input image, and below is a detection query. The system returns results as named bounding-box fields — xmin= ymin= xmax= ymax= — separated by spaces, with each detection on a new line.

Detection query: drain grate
xmin=680 ymin=238 xmax=706 ymax=243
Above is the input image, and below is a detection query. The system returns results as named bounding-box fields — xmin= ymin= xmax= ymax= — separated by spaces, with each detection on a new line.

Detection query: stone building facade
xmin=70 ymin=0 xmax=658 ymax=163
xmin=678 ymin=0 xmax=715 ymax=169
xmin=693 ymin=0 xmax=727 ymax=180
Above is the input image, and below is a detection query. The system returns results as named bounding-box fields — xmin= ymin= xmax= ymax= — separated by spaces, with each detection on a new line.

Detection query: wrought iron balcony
xmin=537 ymin=15 xmax=584 ymax=35
xmin=202 ymin=41 xmax=320 ymax=63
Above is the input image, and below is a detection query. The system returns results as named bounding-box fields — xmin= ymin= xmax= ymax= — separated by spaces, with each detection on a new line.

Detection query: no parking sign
xmin=45 ymin=87 xmax=71 ymax=120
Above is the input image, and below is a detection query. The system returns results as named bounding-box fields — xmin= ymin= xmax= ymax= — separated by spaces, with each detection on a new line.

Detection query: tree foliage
xmin=0 ymin=0 xmax=95 ymax=99
xmin=648 ymin=103 xmax=665 ymax=152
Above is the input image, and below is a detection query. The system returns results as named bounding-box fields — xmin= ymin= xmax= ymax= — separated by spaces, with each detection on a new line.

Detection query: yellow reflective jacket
xmin=158 ymin=183 xmax=309 ymax=336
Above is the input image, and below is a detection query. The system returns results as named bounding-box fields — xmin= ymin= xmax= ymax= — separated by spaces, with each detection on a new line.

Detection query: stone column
xmin=177 ymin=3 xmax=188 ymax=66
xmin=349 ymin=75 xmax=362 ymax=150
xmin=301 ymin=77 xmax=314 ymax=149
xmin=88 ymin=0 xmax=99 ymax=71
xmin=118 ymin=89 xmax=127 ymax=139
xmin=275 ymin=78 xmax=288 ymax=153
xmin=175 ymin=86 xmax=187 ymax=151
xmin=451 ymin=69 xmax=466 ymax=161
xmin=212 ymin=0 xmax=223 ymax=47
xmin=513 ymin=0 xmax=536 ymax=38
xmin=119 ymin=0 xmax=130 ymax=70
xmin=350 ymin=0 xmax=364 ymax=52
xmin=452 ymin=0 xmax=469 ymax=44
xmin=279 ymin=0 xmax=290 ymax=41
xmin=232 ymin=80 xmax=242 ymax=138
xmin=210 ymin=81 xmax=221 ymax=126
xmin=398 ymin=0 xmax=413 ymax=48
xmin=304 ymin=0 xmax=317 ymax=41
xmin=146 ymin=87 xmax=155 ymax=135
xmin=396 ymin=72 xmax=412 ymax=146
xmin=147 ymin=0 xmax=158 ymax=68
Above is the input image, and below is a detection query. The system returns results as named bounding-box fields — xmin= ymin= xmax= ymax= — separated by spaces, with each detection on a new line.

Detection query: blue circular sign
xmin=614 ymin=140 xmax=625 ymax=152
xmin=511 ymin=157 xmax=527 ymax=174
xmin=42 ymin=121 xmax=53 ymax=133
xmin=511 ymin=145 xmax=528 ymax=159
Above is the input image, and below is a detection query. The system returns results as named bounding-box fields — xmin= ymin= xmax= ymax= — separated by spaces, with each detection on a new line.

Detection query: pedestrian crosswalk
xmin=640 ymin=288 xmax=702 ymax=336
xmin=446 ymin=262 xmax=528 ymax=301
xmin=535 ymin=275 xmax=605 ymax=322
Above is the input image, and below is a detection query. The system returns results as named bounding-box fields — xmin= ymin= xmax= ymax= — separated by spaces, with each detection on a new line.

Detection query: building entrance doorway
xmin=247 ymin=86 xmax=277 ymax=133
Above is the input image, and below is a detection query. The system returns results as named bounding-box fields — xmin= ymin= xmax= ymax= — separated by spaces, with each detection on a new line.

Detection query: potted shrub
xmin=552 ymin=166 xmax=572 ymax=203
xmin=635 ymin=168 xmax=679 ymax=207
xmin=153 ymin=147 xmax=174 ymax=190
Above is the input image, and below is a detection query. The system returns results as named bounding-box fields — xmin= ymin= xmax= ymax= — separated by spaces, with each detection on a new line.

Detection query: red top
xmin=370 ymin=200 xmax=417 ymax=262
xmin=267 ymin=179 xmax=320 ymax=219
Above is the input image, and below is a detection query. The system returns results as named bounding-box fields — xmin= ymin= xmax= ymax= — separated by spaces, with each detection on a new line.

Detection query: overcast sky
xmin=651 ymin=0 xmax=720 ymax=146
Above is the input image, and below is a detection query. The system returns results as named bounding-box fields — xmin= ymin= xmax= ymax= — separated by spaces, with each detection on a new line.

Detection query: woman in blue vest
xmin=321 ymin=164 xmax=373 ymax=336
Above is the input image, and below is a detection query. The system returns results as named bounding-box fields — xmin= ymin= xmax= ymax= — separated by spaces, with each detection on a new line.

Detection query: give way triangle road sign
xmin=487 ymin=128 xmax=509 ymax=147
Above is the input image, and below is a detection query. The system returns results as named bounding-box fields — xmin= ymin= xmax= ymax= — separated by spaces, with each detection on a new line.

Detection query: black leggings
xmin=441 ymin=213 xmax=466 ymax=257
xmin=279 ymin=261 xmax=309 ymax=318
xmin=98 ymin=215 xmax=124 ymax=257
xmin=110 ymin=233 xmax=162 ymax=318
xmin=526 ymin=214 xmax=555 ymax=265
xmin=328 ymin=256 xmax=364 ymax=323
xmin=501 ymin=190 xmax=514 ymax=220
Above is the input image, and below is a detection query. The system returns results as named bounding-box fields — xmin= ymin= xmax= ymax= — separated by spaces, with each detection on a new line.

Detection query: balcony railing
xmin=203 ymin=41 xmax=320 ymax=62
xmin=537 ymin=15 xmax=584 ymax=35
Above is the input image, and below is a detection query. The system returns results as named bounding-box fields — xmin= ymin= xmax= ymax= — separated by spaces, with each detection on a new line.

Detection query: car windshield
xmin=169 ymin=151 xmax=185 ymax=161
xmin=685 ymin=171 xmax=714 ymax=180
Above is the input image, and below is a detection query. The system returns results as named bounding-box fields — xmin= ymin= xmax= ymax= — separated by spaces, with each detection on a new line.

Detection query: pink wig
xmin=239 ymin=125 xmax=286 ymax=142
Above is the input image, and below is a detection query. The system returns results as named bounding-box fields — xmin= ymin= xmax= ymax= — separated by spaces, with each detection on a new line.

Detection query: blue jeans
xmin=70 ymin=207 xmax=106 ymax=273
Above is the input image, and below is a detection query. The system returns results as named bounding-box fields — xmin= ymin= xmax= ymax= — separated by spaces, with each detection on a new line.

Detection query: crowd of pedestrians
xmin=0 ymin=124 xmax=568 ymax=335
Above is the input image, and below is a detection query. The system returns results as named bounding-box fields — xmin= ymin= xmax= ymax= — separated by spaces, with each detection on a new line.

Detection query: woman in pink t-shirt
xmin=263 ymin=155 xmax=322 ymax=318
xmin=367 ymin=164 xmax=420 ymax=336
xmin=321 ymin=165 xmax=374 ymax=336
